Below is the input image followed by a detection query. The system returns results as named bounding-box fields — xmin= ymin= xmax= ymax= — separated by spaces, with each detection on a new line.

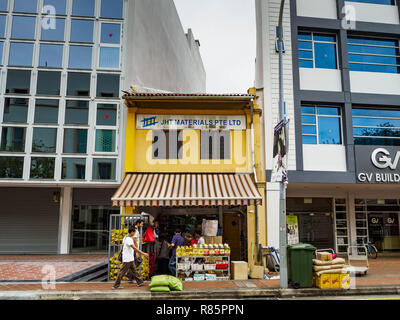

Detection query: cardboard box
xmin=340 ymin=274 xmax=350 ymax=289
xmin=330 ymin=274 xmax=340 ymax=289
xmin=249 ymin=265 xmax=264 ymax=279
xmin=316 ymin=274 xmax=331 ymax=289
xmin=231 ymin=261 xmax=248 ymax=280
xmin=203 ymin=236 xmax=223 ymax=244
xmin=317 ymin=252 xmax=333 ymax=261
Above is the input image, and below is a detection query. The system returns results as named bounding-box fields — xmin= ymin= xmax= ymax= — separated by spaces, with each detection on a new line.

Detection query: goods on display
xmin=312 ymin=252 xmax=350 ymax=289
xmin=150 ymin=286 xmax=170 ymax=292
xmin=150 ymin=275 xmax=183 ymax=292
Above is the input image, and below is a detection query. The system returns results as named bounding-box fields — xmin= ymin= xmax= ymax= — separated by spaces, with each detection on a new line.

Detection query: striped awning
xmin=112 ymin=173 xmax=262 ymax=207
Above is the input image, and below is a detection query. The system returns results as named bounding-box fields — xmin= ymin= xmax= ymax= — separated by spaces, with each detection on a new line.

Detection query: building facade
xmin=256 ymin=0 xmax=400 ymax=254
xmin=0 ymin=0 xmax=205 ymax=254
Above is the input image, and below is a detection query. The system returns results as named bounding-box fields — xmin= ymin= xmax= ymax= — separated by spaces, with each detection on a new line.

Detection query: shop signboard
xmin=286 ymin=215 xmax=299 ymax=245
xmin=355 ymin=146 xmax=400 ymax=184
xmin=136 ymin=114 xmax=246 ymax=130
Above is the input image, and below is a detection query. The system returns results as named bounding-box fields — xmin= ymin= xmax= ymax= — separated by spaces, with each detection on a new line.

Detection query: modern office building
xmin=0 ymin=0 xmax=205 ymax=254
xmin=256 ymin=0 xmax=400 ymax=254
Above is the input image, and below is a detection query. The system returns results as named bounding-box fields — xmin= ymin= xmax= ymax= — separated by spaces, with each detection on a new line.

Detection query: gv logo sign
xmin=371 ymin=148 xmax=400 ymax=170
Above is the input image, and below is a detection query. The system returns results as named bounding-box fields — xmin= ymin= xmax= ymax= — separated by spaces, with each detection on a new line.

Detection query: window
xmin=12 ymin=16 xmax=36 ymax=39
xmin=0 ymin=0 xmax=7 ymax=11
xmin=32 ymin=128 xmax=57 ymax=153
xmin=99 ymin=23 xmax=121 ymax=69
xmin=67 ymin=72 xmax=90 ymax=96
xmin=72 ymin=0 xmax=95 ymax=17
xmin=100 ymin=23 xmax=121 ymax=44
xmin=101 ymin=0 xmax=123 ymax=19
xmin=95 ymin=129 xmax=116 ymax=152
xmin=99 ymin=48 xmax=120 ymax=69
xmin=96 ymin=73 xmax=119 ymax=97
xmin=92 ymin=158 xmax=116 ymax=180
xmin=348 ymin=36 xmax=400 ymax=74
xmin=43 ymin=0 xmax=66 ymax=15
xmin=6 ymin=70 xmax=31 ymax=94
xmin=69 ymin=45 xmax=92 ymax=69
xmin=65 ymin=100 xmax=88 ymax=125
xmin=200 ymin=131 xmax=231 ymax=159
xmin=40 ymin=18 xmax=65 ymax=41
xmin=30 ymin=157 xmax=55 ymax=179
xmin=346 ymin=0 xmax=395 ymax=5
xmin=3 ymin=98 xmax=29 ymax=123
xmin=0 ymin=157 xmax=24 ymax=178
xmin=0 ymin=127 xmax=25 ymax=152
xmin=9 ymin=42 xmax=34 ymax=66
xmin=0 ymin=15 xmax=6 ymax=38
xmin=301 ymin=106 xmax=342 ymax=145
xmin=70 ymin=19 xmax=94 ymax=43
xmin=63 ymin=129 xmax=87 ymax=154
xmin=152 ymin=130 xmax=183 ymax=159
xmin=39 ymin=44 xmax=63 ymax=68
xmin=14 ymin=0 xmax=37 ymax=13
xmin=353 ymin=108 xmax=400 ymax=146
xmin=97 ymin=104 xmax=117 ymax=126
xmin=62 ymin=158 xmax=86 ymax=180
xmin=298 ymin=32 xmax=338 ymax=69
xmin=34 ymin=99 xmax=59 ymax=124
xmin=36 ymin=71 xmax=61 ymax=95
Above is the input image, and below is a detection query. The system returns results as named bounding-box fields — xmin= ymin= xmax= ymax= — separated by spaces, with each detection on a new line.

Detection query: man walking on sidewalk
xmin=113 ymin=227 xmax=149 ymax=290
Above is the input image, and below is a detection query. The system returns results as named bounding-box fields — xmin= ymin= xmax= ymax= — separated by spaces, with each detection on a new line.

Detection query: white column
xmin=266 ymin=182 xmax=281 ymax=248
xmin=58 ymin=186 xmax=73 ymax=254
xmin=347 ymin=191 xmax=357 ymax=247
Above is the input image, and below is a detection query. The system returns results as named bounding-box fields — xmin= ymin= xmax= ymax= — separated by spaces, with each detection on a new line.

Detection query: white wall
xmin=344 ymin=1 xmax=399 ymax=25
xmin=299 ymin=68 xmax=342 ymax=92
xmin=297 ymin=0 xmax=338 ymax=20
xmin=303 ymin=144 xmax=347 ymax=172
xmin=266 ymin=183 xmax=280 ymax=249
xmin=350 ymin=71 xmax=400 ymax=95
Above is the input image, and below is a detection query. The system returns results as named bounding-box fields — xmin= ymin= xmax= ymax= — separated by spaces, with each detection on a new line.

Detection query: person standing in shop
xmin=112 ymin=227 xmax=148 ymax=290
xmin=168 ymin=229 xmax=185 ymax=276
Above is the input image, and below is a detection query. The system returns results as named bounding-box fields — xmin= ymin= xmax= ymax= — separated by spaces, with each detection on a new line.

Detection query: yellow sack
xmin=313 ymin=258 xmax=346 ymax=266
xmin=313 ymin=264 xmax=345 ymax=272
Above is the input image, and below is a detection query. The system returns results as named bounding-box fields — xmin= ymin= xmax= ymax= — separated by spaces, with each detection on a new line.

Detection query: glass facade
xmin=346 ymin=0 xmax=395 ymax=5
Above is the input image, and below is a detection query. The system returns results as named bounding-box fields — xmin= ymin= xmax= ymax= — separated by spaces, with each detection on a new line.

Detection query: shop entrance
xmin=223 ymin=211 xmax=244 ymax=261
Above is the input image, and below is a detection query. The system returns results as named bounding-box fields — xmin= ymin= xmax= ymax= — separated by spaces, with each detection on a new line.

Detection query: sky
xmin=173 ymin=0 xmax=256 ymax=94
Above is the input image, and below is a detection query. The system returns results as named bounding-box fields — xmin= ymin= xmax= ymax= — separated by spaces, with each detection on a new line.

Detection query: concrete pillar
xmin=266 ymin=182 xmax=280 ymax=248
xmin=58 ymin=186 xmax=73 ymax=254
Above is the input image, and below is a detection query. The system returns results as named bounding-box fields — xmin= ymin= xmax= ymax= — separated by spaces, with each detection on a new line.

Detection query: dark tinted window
xmin=63 ymin=129 xmax=87 ymax=153
xmin=14 ymin=0 xmax=37 ymax=13
xmin=72 ymin=0 xmax=95 ymax=17
xmin=152 ymin=130 xmax=183 ymax=159
xmin=3 ymin=98 xmax=29 ymax=123
xmin=41 ymin=18 xmax=65 ymax=41
xmin=62 ymin=158 xmax=86 ymax=180
xmin=11 ymin=16 xmax=36 ymax=39
xmin=69 ymin=45 xmax=92 ymax=69
xmin=97 ymin=104 xmax=117 ymax=126
xmin=101 ymin=0 xmax=123 ymax=19
xmin=70 ymin=19 xmax=93 ymax=43
xmin=92 ymin=158 xmax=116 ymax=180
xmin=36 ymin=71 xmax=61 ymax=95
xmin=96 ymin=74 xmax=119 ymax=97
xmin=95 ymin=130 xmax=116 ymax=152
xmin=0 ymin=127 xmax=25 ymax=152
xmin=0 ymin=15 xmax=6 ymax=38
xmin=30 ymin=157 xmax=55 ymax=179
xmin=6 ymin=70 xmax=31 ymax=94
xmin=200 ymin=131 xmax=231 ymax=159
xmin=65 ymin=100 xmax=89 ymax=125
xmin=0 ymin=157 xmax=24 ymax=179
xmin=32 ymin=128 xmax=57 ymax=153
xmin=9 ymin=42 xmax=34 ymax=66
xmin=39 ymin=43 xmax=63 ymax=68
xmin=43 ymin=0 xmax=66 ymax=15
xmin=34 ymin=99 xmax=59 ymax=124
xmin=67 ymin=72 xmax=90 ymax=96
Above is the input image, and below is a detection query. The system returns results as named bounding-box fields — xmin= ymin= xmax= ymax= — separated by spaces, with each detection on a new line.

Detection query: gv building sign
xmin=356 ymin=146 xmax=400 ymax=183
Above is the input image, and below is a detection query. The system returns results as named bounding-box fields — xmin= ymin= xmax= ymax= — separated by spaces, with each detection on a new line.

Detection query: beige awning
xmin=112 ymin=173 xmax=262 ymax=207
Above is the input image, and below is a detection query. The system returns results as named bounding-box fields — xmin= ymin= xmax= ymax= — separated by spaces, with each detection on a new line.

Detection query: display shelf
xmin=176 ymin=255 xmax=231 ymax=281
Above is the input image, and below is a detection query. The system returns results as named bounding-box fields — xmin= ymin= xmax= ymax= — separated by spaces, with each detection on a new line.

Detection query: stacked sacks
xmin=150 ymin=275 xmax=183 ymax=292
xmin=313 ymin=252 xmax=351 ymax=289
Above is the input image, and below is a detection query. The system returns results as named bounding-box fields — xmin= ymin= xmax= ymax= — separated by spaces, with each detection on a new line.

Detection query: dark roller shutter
xmin=0 ymin=187 xmax=60 ymax=254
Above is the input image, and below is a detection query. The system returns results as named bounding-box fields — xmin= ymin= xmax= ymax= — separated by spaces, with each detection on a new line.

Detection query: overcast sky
xmin=173 ymin=0 xmax=256 ymax=94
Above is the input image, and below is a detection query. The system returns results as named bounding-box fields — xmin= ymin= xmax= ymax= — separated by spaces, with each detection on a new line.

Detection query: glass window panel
xmin=298 ymin=50 xmax=313 ymax=59
xmin=0 ymin=15 xmax=6 ymax=38
xmin=348 ymin=44 xmax=399 ymax=56
xmin=349 ymin=63 xmax=399 ymax=74
xmin=317 ymin=107 xmax=340 ymax=116
xmin=30 ymin=157 xmax=55 ymax=179
xmin=298 ymin=41 xmax=313 ymax=50
xmin=298 ymin=32 xmax=312 ymax=41
xmin=11 ymin=16 xmax=36 ymax=39
xmin=39 ymin=43 xmax=63 ymax=68
xmin=14 ymin=0 xmax=37 ymax=13
xmin=0 ymin=0 xmax=7 ymax=11
xmin=6 ymin=70 xmax=31 ymax=94
xmin=100 ymin=0 xmax=123 ymax=19
xmin=34 ymin=99 xmax=59 ymax=124
xmin=97 ymin=104 xmax=117 ymax=126
xmin=353 ymin=127 xmax=400 ymax=137
xmin=348 ymin=36 xmax=398 ymax=47
xmin=0 ymin=41 xmax=4 ymax=64
xmin=100 ymin=23 xmax=121 ymax=44
xmin=318 ymin=117 xmax=342 ymax=144
xmin=69 ymin=45 xmax=92 ymax=69
xmin=313 ymin=33 xmax=336 ymax=42
xmin=65 ymin=100 xmax=89 ymax=125
xmin=299 ymin=60 xmax=313 ymax=68
xmin=96 ymin=74 xmax=120 ymax=97
xmin=301 ymin=106 xmax=316 ymax=115
xmin=92 ymin=158 xmax=116 ymax=180
xmin=302 ymin=125 xmax=316 ymax=135
xmin=0 ymin=157 xmax=23 ymax=178
xmin=95 ymin=129 xmax=116 ymax=152
xmin=0 ymin=127 xmax=25 ymax=152
xmin=99 ymin=47 xmax=120 ymax=69
xmin=346 ymin=0 xmax=395 ymax=4
xmin=3 ymin=98 xmax=28 ymax=123
xmin=32 ymin=128 xmax=57 ymax=153
xmin=352 ymin=108 xmax=400 ymax=118
xmin=349 ymin=54 xmax=399 ymax=66
xmin=41 ymin=18 xmax=65 ymax=41
xmin=62 ymin=158 xmax=86 ymax=180
xmin=9 ymin=42 xmax=34 ymax=66
xmin=72 ymin=0 xmax=95 ymax=17
xmin=63 ymin=129 xmax=87 ymax=154
xmin=354 ymin=137 xmax=400 ymax=146
xmin=67 ymin=72 xmax=90 ymax=96
xmin=353 ymin=117 xmax=400 ymax=127
xmin=314 ymin=42 xmax=337 ymax=69
xmin=43 ymin=0 xmax=66 ymax=15
xmin=303 ymin=135 xmax=317 ymax=144
xmin=302 ymin=115 xmax=316 ymax=125
xmin=36 ymin=71 xmax=61 ymax=95
xmin=70 ymin=19 xmax=93 ymax=43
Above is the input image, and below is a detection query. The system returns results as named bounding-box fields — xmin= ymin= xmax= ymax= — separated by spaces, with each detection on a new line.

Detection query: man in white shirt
xmin=113 ymin=227 xmax=149 ymax=290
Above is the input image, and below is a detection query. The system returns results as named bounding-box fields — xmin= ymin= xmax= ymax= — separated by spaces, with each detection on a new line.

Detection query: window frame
xmin=98 ymin=22 xmax=122 ymax=70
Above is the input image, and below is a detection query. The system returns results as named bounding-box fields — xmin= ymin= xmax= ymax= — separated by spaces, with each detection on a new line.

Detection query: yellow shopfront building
xmin=112 ymin=89 xmax=266 ymax=271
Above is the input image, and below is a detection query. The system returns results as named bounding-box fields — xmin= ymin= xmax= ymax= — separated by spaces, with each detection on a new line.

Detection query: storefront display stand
xmin=176 ymin=255 xmax=231 ymax=281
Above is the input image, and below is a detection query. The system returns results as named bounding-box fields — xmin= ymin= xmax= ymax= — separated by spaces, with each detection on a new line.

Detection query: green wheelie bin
xmin=287 ymin=243 xmax=316 ymax=289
